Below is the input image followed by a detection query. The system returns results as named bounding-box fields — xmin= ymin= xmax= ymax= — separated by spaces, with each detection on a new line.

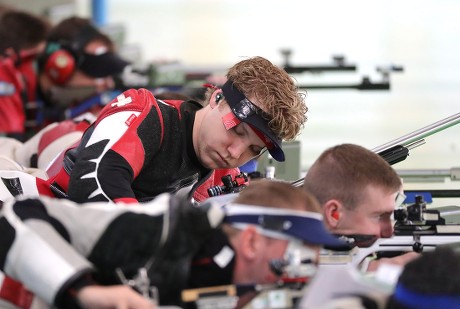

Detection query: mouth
xmin=216 ymin=153 xmax=229 ymax=167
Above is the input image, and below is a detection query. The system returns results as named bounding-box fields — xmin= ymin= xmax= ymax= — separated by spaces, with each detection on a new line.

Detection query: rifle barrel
xmin=291 ymin=112 xmax=460 ymax=187
xmin=372 ymin=112 xmax=460 ymax=153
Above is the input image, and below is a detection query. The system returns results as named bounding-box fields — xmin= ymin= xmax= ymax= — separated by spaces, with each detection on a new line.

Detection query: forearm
xmin=76 ymin=285 xmax=157 ymax=309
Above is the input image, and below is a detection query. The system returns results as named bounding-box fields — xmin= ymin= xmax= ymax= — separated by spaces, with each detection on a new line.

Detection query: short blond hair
xmin=235 ymin=179 xmax=321 ymax=213
xmin=304 ymin=143 xmax=402 ymax=210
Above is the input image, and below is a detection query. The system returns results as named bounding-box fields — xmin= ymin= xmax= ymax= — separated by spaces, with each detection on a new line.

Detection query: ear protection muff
xmin=43 ymin=45 xmax=76 ymax=85
xmin=39 ymin=24 xmax=101 ymax=85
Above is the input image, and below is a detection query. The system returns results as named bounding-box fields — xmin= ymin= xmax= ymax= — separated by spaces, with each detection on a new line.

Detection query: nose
xmin=227 ymin=137 xmax=253 ymax=162
xmin=380 ymin=219 xmax=394 ymax=238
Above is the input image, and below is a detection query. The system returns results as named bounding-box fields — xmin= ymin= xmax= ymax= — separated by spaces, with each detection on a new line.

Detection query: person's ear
xmin=238 ymin=225 xmax=260 ymax=261
xmin=209 ymin=89 xmax=223 ymax=109
xmin=324 ymin=200 xmax=342 ymax=229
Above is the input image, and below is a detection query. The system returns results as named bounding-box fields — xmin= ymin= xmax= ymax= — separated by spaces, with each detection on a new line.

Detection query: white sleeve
xmin=2 ymin=198 xmax=93 ymax=305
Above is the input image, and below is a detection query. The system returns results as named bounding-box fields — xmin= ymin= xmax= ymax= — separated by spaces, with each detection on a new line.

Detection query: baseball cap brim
xmin=222 ymin=80 xmax=285 ymax=162
xmin=79 ymin=52 xmax=130 ymax=78
xmin=224 ymin=203 xmax=350 ymax=250
xmin=290 ymin=215 xmax=350 ymax=250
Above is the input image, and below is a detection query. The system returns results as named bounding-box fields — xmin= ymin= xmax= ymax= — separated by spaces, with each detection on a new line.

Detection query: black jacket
xmin=65 ymin=88 xmax=211 ymax=203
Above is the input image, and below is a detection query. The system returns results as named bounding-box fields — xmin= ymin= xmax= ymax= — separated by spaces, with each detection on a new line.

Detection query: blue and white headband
xmin=223 ymin=203 xmax=347 ymax=249
xmin=393 ymin=283 xmax=460 ymax=309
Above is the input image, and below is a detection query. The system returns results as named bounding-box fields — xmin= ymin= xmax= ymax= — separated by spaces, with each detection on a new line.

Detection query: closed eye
xmin=251 ymin=146 xmax=266 ymax=156
xmin=233 ymin=123 xmax=267 ymax=157
xmin=374 ymin=212 xmax=392 ymax=221
xmin=233 ymin=124 xmax=246 ymax=136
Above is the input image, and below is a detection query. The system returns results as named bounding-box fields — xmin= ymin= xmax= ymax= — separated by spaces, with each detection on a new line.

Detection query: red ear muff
xmin=44 ymin=49 xmax=76 ymax=85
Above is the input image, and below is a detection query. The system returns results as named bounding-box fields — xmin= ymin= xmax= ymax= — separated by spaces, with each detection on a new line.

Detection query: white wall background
xmin=77 ymin=0 xmax=460 ymax=195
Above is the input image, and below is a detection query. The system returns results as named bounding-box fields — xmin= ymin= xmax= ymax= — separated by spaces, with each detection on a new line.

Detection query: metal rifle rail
xmin=297 ymin=79 xmax=390 ymax=91
xmin=291 ymin=112 xmax=460 ymax=188
xmin=321 ymin=234 xmax=460 ymax=268
xmin=372 ymin=112 xmax=460 ymax=153
xmin=281 ymin=52 xmax=357 ymax=74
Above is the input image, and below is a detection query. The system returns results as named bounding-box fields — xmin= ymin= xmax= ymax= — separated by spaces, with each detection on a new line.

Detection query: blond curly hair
xmin=226 ymin=56 xmax=307 ymax=140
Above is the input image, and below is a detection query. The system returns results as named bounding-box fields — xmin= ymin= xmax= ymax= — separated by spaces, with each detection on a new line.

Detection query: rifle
xmin=321 ymin=193 xmax=460 ymax=268
xmin=279 ymin=49 xmax=403 ymax=91
xmin=281 ymin=51 xmax=357 ymax=74
xmin=291 ymin=112 xmax=460 ymax=188
xmin=182 ymin=280 xmax=308 ymax=309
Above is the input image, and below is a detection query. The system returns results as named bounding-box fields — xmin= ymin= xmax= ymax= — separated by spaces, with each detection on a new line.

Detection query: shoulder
xmin=159 ymin=99 xmax=202 ymax=110
xmin=108 ymin=88 xmax=157 ymax=110
xmin=95 ymin=88 xmax=160 ymax=123
xmin=155 ymin=99 xmax=203 ymax=121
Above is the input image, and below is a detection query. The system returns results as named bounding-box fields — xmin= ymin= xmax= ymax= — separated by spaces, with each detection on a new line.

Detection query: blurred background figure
xmin=0 ymin=13 xmax=129 ymax=141
xmin=36 ymin=16 xmax=129 ymax=125
xmin=0 ymin=9 xmax=51 ymax=140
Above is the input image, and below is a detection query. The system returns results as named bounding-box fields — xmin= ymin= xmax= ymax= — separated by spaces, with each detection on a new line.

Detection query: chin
xmin=201 ymin=157 xmax=218 ymax=169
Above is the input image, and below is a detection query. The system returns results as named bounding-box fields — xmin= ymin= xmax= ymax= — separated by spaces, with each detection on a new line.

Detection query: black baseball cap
xmin=221 ymin=80 xmax=285 ymax=162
